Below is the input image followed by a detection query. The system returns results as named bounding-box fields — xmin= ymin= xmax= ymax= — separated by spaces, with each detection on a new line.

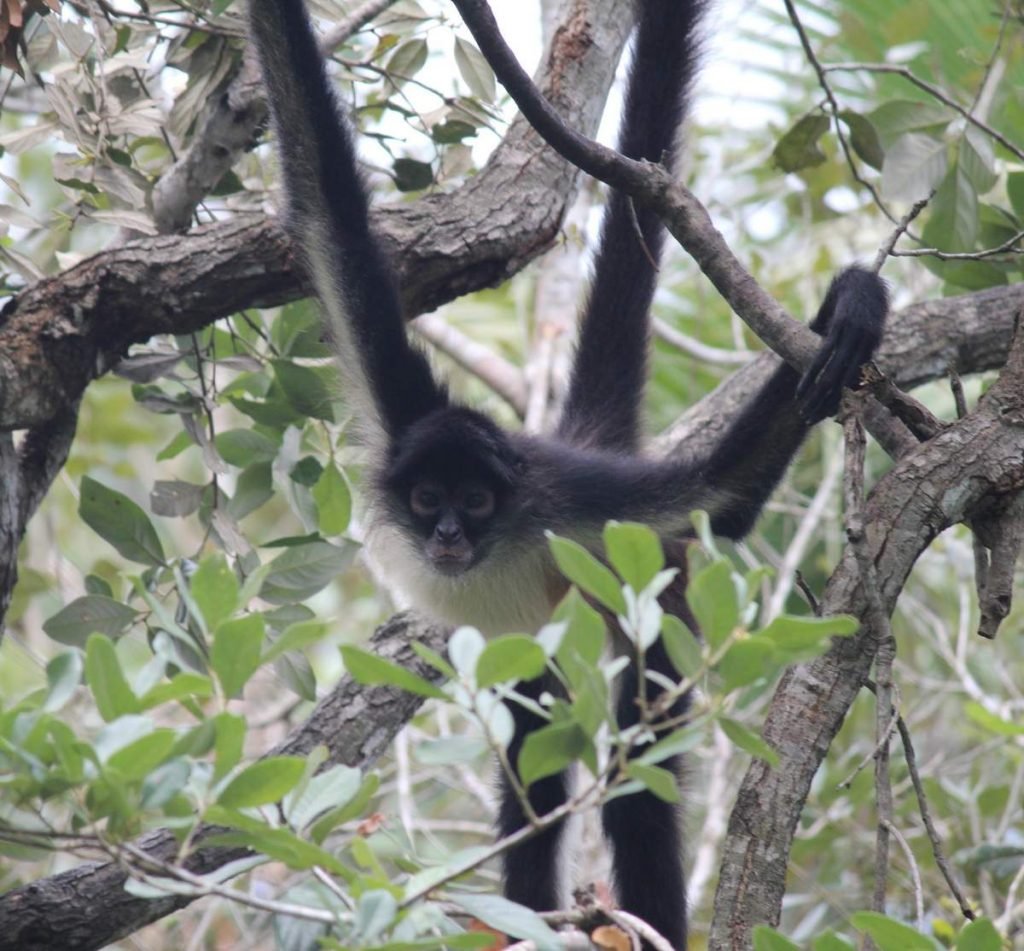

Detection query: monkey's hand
xmin=795 ymin=265 xmax=888 ymax=424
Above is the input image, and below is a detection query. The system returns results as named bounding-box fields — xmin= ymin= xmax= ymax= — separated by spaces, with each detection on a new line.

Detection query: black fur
xmin=557 ymin=0 xmax=710 ymax=451
xmin=249 ymin=1 xmax=889 ymax=947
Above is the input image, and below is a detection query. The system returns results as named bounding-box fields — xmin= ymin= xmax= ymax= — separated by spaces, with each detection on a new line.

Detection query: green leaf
xmin=140 ymin=759 xmax=191 ymax=809
xmin=43 ymin=595 xmax=137 ymax=647
xmin=411 ymin=641 xmax=457 ymax=679
xmin=387 ymin=38 xmax=428 ymax=80
xmin=261 ymin=619 xmax=328 ymax=665
xmin=215 ymin=428 xmax=280 ymax=466
xmin=284 ymin=763 xmax=362 ymax=830
xmin=415 ymin=735 xmax=489 ymax=765
xmin=79 ymin=477 xmax=166 ymax=567
xmin=960 ymin=127 xmax=997 ymax=194
xmin=759 ymin=614 xmax=858 ymax=663
xmin=228 ymin=462 xmax=274 ymax=520
xmin=1007 ymin=171 xmax=1024 ymax=220
xmin=452 ymin=894 xmax=558 ymax=951
xmin=850 ymin=912 xmax=936 ymax=950
xmin=149 ymin=479 xmax=204 ymax=517
xmin=476 ymin=635 xmax=547 ymax=688
xmin=811 ymin=933 xmax=855 ymax=951
xmin=432 ymin=119 xmax=476 ymax=144
xmin=340 ymin=646 xmax=447 ymax=700
xmin=85 ymin=634 xmax=140 ymax=721
xmin=869 ymin=99 xmax=951 ymax=144
xmin=839 ymin=110 xmax=884 ymax=170
xmin=881 ymin=132 xmax=948 ymax=202
xmin=660 ymin=614 xmax=703 ymax=678
xmin=44 ymin=651 xmax=83 ymax=712
xmin=718 ymin=637 xmax=776 ymax=690
xmin=289 ymin=456 xmax=323 ymax=487
xmin=191 ymin=555 xmax=239 ymax=630
xmin=218 ymin=756 xmax=306 ymax=808
xmin=271 ymin=360 xmax=336 ymax=421
xmin=213 ymin=712 xmax=246 ymax=782
xmin=211 ymin=614 xmax=265 ymax=698
xmin=772 ymin=113 xmax=829 ymax=172
xmin=107 ymin=729 xmax=177 ymax=781
xmin=719 ymin=717 xmax=779 ymax=767
xmin=686 ymin=559 xmax=738 ymax=649
xmin=309 ymin=772 xmax=380 ymax=842
xmin=625 ymin=763 xmax=680 ymax=803
xmin=312 ymin=463 xmax=352 ymax=536
xmin=518 ymin=720 xmax=587 ymax=786
xmin=205 ymin=807 xmax=346 ymax=873
xmin=548 ymin=535 xmax=626 ymax=614
xmin=453 ymin=37 xmax=496 ymax=100
xmin=922 ymin=164 xmax=979 ymax=253
xmin=637 ymin=726 xmax=702 ymax=766
xmin=964 ymin=702 xmax=1024 ymax=736
xmin=138 ymin=672 xmax=213 ymax=709
xmin=752 ymin=926 xmax=800 ymax=951
xmin=354 ymin=890 xmax=398 ymax=942
xmin=260 ymin=540 xmax=353 ymax=604
xmin=956 ymin=919 xmax=1002 ymax=951
xmin=449 ymin=626 xmax=485 ymax=677
xmin=603 ymin=522 xmax=664 ymax=591
xmin=393 ymin=158 xmax=434 ymax=192
xmin=553 ymin=588 xmax=606 ymax=667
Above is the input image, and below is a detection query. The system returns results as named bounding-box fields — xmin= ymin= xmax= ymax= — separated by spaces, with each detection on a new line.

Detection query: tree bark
xmin=708 ymin=327 xmax=1024 ymax=948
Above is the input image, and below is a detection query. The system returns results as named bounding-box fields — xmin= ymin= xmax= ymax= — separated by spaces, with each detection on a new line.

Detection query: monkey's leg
xmin=603 ymin=637 xmax=689 ymax=950
xmin=499 ymin=675 xmax=570 ymax=912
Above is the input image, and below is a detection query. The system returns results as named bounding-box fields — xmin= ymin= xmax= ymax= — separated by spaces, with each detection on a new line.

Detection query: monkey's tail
xmin=558 ymin=0 xmax=710 ymax=452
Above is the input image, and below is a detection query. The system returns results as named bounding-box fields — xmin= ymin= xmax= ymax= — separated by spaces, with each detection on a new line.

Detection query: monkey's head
xmin=381 ymin=407 xmax=524 ymax=576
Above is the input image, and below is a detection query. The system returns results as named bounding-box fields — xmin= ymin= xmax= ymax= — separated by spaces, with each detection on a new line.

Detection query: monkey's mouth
xmin=426 ymin=541 xmax=474 ymax=576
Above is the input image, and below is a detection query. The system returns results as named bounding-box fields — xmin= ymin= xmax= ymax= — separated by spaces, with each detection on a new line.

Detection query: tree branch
xmin=709 ymin=325 xmax=1024 ymax=946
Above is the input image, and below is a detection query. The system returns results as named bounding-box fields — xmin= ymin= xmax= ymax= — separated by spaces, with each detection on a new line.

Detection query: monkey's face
xmin=407 ymin=476 xmax=499 ymax=575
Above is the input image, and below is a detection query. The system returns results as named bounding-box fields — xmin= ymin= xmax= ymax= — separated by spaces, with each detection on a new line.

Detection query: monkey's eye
xmin=462 ymin=487 xmax=495 ymax=519
xmin=410 ymin=485 xmax=443 ymax=517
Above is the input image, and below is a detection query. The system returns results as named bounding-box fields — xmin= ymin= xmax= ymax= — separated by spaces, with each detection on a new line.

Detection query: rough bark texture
xmin=0 ymin=615 xmax=448 ymax=951
xmin=708 ymin=332 xmax=1024 ymax=948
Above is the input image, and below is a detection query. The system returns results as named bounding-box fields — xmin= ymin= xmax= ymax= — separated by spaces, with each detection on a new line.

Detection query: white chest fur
xmin=364 ymin=521 xmax=558 ymax=636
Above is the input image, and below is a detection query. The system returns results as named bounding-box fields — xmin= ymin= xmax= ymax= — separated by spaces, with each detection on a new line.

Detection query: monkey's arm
xmin=703 ymin=265 xmax=888 ymax=539
xmin=249 ymin=0 xmax=448 ymax=441
xmin=556 ymin=0 xmax=707 ymax=452
xmin=540 ymin=267 xmax=888 ymax=540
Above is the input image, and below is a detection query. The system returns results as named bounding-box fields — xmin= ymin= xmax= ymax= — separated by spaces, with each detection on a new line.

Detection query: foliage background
xmin=0 ymin=0 xmax=1021 ymax=948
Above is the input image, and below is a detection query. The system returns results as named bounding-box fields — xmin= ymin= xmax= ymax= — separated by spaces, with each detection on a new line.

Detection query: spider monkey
xmin=250 ymin=0 xmax=888 ymax=947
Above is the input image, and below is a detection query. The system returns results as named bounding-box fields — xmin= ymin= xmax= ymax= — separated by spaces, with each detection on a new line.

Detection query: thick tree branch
xmin=709 ymin=327 xmax=1024 ymax=947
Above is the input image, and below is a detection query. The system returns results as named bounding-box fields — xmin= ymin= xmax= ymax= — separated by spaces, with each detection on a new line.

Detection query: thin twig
xmin=837 ymin=683 xmax=901 ymax=790
xmin=117 ymin=841 xmax=339 ymax=924
xmin=604 ymin=909 xmax=676 ymax=951
xmin=890 ymin=228 xmax=1024 ymax=261
xmin=412 ymin=313 xmax=528 ymax=415
xmin=653 ymin=318 xmax=753 ymax=365
xmin=882 ymin=819 xmax=924 ymax=931
xmin=873 ymin=194 xmax=933 ymax=272
xmin=863 ymin=680 xmax=977 ymax=921
xmin=794 ymin=571 xmax=820 ymax=614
